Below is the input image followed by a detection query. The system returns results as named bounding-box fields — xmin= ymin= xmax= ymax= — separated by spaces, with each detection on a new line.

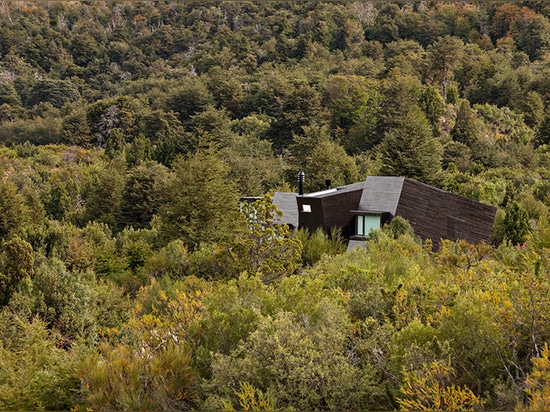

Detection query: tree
xmin=116 ymin=161 xmax=172 ymax=232
xmin=0 ymin=83 xmax=21 ymax=106
xmin=221 ymin=196 xmax=302 ymax=283
xmin=61 ymin=105 xmax=91 ymax=146
xmin=426 ymin=36 xmax=464 ymax=97
xmin=125 ymin=134 xmax=152 ymax=167
xmin=42 ymin=174 xmax=78 ymax=222
xmin=379 ymin=105 xmax=442 ymax=185
xmin=323 ymin=75 xmax=381 ymax=153
xmin=84 ymin=164 xmax=125 ymax=228
xmin=383 ymin=39 xmax=427 ymax=81
xmin=0 ymin=236 xmax=34 ymax=307
xmin=221 ymin=133 xmax=284 ymax=196
xmin=377 ymin=74 xmax=423 ymax=136
xmin=519 ymin=91 xmax=545 ymax=130
xmin=88 ymin=103 xmax=135 ymax=149
xmin=490 ymin=3 xmax=525 ymax=39
xmin=165 ymin=77 xmax=214 ymax=125
xmin=105 ymin=128 xmax=125 ymax=159
xmin=0 ymin=180 xmax=29 ymax=240
xmin=158 ymin=149 xmax=241 ymax=251
xmin=26 ymin=79 xmax=80 ymax=109
xmin=144 ymin=110 xmax=186 ymax=167
xmin=450 ymin=100 xmax=480 ymax=147
xmin=288 ymin=125 xmax=359 ymax=192
xmin=504 ymin=201 xmax=531 ymax=246
xmin=514 ymin=13 xmax=550 ymax=61
xmin=323 ymin=75 xmax=378 ymax=132
xmin=419 ymin=85 xmax=445 ymax=131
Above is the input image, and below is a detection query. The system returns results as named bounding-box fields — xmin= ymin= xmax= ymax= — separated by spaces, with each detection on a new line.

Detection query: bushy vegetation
xmin=3 ymin=1 xmax=550 ymax=409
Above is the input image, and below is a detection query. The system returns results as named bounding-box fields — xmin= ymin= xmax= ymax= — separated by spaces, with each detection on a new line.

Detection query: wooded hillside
xmin=2 ymin=1 xmax=550 ymax=409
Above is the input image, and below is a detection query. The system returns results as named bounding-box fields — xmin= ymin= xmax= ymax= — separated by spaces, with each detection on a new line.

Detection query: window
xmin=356 ymin=215 xmax=380 ymax=237
xmin=302 ymin=204 xmax=311 ymax=213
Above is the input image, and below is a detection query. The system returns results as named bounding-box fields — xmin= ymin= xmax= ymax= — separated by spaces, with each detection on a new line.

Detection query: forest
xmin=2 ymin=0 xmax=550 ymax=410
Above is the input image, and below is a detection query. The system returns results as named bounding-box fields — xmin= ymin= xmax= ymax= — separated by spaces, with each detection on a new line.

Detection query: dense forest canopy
xmin=3 ymin=0 xmax=550 ymax=410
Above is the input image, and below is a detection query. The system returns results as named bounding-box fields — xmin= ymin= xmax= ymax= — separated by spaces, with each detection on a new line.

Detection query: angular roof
xmin=301 ymin=181 xmax=366 ymax=198
xmin=357 ymin=176 xmax=404 ymax=215
xmin=272 ymin=192 xmax=299 ymax=229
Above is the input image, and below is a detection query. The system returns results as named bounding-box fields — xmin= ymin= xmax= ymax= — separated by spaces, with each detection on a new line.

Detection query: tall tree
xmin=504 ymin=201 xmax=531 ymax=246
xmin=451 ymin=100 xmax=480 ymax=147
xmin=158 ymin=149 xmax=240 ymax=251
xmin=419 ymin=85 xmax=445 ymax=131
xmin=379 ymin=105 xmax=442 ymax=185
xmin=288 ymin=125 xmax=359 ymax=192
xmin=220 ymin=197 xmax=302 ymax=283
xmin=426 ymin=36 xmax=464 ymax=97
xmin=0 ymin=180 xmax=29 ymax=240
xmin=116 ymin=161 xmax=172 ymax=232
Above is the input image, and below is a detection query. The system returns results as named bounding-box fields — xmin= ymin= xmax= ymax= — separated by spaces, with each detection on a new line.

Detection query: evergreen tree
xmin=504 ymin=201 xmax=531 ymax=246
xmin=105 ymin=128 xmax=126 ymax=159
xmin=451 ymin=100 xmax=480 ymax=147
xmin=419 ymin=85 xmax=445 ymax=130
xmin=0 ymin=236 xmax=34 ymax=306
xmin=125 ymin=134 xmax=152 ymax=168
xmin=379 ymin=105 xmax=442 ymax=185
xmin=158 ymin=149 xmax=240 ymax=251
xmin=288 ymin=125 xmax=359 ymax=192
xmin=0 ymin=180 xmax=29 ymax=240
xmin=116 ymin=161 xmax=172 ymax=232
xmin=26 ymin=79 xmax=80 ymax=109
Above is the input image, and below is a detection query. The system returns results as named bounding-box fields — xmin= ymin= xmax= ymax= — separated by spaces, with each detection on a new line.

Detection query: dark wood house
xmin=274 ymin=176 xmax=497 ymax=250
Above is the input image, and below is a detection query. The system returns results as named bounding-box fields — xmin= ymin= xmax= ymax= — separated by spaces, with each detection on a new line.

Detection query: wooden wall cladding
xmin=396 ymin=179 xmax=497 ymax=249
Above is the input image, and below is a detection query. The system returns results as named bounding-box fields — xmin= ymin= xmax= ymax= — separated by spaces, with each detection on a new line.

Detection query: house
xmin=273 ymin=175 xmax=497 ymax=251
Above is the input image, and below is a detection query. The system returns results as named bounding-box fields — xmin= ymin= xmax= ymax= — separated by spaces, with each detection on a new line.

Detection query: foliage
xmin=0 ymin=312 xmax=80 ymax=410
xmin=222 ymin=381 xmax=276 ymax=411
xmin=0 ymin=236 xmax=34 ymax=306
xmin=205 ymin=307 xmax=382 ymax=410
xmin=158 ymin=148 xmax=240 ymax=251
xmin=80 ymin=340 xmax=196 ymax=411
xmin=79 ymin=277 xmax=207 ymax=410
xmin=524 ymin=344 xmax=550 ymax=411
xmin=295 ymin=227 xmax=347 ymax=267
xmin=2 ymin=1 xmax=550 ymax=410
xmin=380 ymin=105 xmax=442 ymax=185
xmin=287 ymin=125 xmax=359 ymax=192
xmin=504 ymin=202 xmax=532 ymax=246
xmin=397 ymin=360 xmax=484 ymax=411
xmin=116 ymin=161 xmax=171 ymax=231
xmin=26 ymin=79 xmax=80 ymax=109
xmin=0 ymin=180 xmax=30 ymax=240
xmin=220 ymin=196 xmax=302 ymax=283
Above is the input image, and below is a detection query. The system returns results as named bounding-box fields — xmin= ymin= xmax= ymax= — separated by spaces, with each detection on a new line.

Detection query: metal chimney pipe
xmin=325 ymin=179 xmax=331 ymax=190
xmin=298 ymin=170 xmax=305 ymax=195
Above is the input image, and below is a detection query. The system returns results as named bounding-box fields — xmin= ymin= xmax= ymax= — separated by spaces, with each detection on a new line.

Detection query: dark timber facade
xmin=274 ymin=176 xmax=497 ymax=250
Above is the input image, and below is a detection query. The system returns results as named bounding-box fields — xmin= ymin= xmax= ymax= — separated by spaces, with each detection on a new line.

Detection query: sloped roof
xmin=357 ymin=176 xmax=405 ymax=215
xmin=302 ymin=181 xmax=366 ymax=198
xmin=272 ymin=192 xmax=299 ymax=228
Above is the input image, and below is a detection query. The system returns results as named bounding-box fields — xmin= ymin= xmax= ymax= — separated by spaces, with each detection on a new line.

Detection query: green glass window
xmin=356 ymin=215 xmax=380 ymax=237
